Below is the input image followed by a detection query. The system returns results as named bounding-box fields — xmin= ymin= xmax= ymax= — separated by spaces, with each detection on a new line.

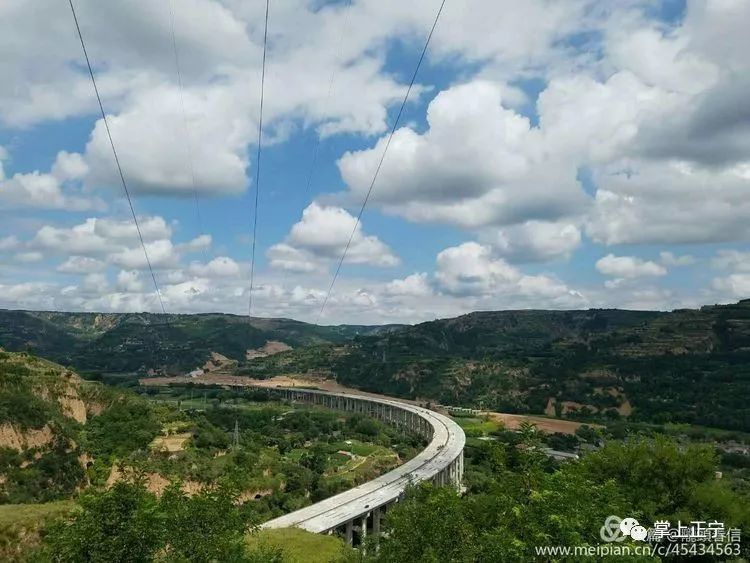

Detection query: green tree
xmin=158 ymin=482 xmax=249 ymax=562
xmin=42 ymin=479 xmax=163 ymax=563
xmin=576 ymin=436 xmax=750 ymax=558
xmin=374 ymin=484 xmax=475 ymax=563
xmin=576 ymin=436 xmax=717 ymax=520
xmin=300 ymin=446 xmax=328 ymax=475
xmin=40 ymin=478 xmax=260 ymax=562
xmin=82 ymin=399 xmax=161 ymax=458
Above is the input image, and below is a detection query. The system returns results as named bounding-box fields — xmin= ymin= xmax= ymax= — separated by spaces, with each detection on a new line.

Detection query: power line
xmin=68 ymin=0 xmax=168 ymax=316
xmin=167 ymin=0 xmax=206 ymax=257
xmin=248 ymin=0 xmax=270 ymax=316
xmin=316 ymin=0 xmax=446 ymax=323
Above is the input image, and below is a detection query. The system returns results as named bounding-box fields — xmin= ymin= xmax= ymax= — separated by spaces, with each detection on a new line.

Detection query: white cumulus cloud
xmin=596 ymin=254 xmax=667 ymax=279
xmin=384 ymin=273 xmax=432 ymax=297
xmin=267 ymin=203 xmax=398 ymax=272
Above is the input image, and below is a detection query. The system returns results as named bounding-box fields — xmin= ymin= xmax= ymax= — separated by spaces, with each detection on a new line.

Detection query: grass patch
xmin=451 ymin=415 xmax=503 ymax=436
xmin=0 ymin=500 xmax=75 ymax=527
xmin=246 ymin=527 xmax=351 ymax=563
xmin=0 ymin=500 xmax=76 ymax=561
xmin=285 ymin=448 xmax=307 ymax=462
xmin=330 ymin=439 xmax=378 ymax=456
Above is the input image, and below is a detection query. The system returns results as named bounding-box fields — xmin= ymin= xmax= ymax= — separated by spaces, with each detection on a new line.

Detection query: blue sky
xmin=1 ymin=0 xmax=749 ymax=324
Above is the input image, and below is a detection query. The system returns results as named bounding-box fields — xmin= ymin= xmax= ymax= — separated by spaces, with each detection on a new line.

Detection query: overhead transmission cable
xmin=316 ymin=0 xmax=446 ymax=323
xmin=248 ymin=0 xmax=270 ymax=316
xmin=68 ymin=0 xmax=168 ymax=317
xmin=167 ymin=0 xmax=207 ymax=258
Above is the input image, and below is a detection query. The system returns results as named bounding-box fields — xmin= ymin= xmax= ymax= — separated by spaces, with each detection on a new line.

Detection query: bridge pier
xmin=345 ymin=520 xmax=353 ymax=545
xmin=373 ymin=506 xmax=381 ymax=537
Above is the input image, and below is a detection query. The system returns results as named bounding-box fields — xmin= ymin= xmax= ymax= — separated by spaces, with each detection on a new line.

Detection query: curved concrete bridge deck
xmin=257 ymin=387 xmax=465 ymax=543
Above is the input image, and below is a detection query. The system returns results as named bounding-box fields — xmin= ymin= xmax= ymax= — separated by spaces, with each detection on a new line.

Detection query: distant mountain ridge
xmin=2 ymin=302 xmax=750 ymax=431
xmin=0 ymin=310 xmax=401 ymax=375
xmin=249 ymin=300 xmax=750 ymax=432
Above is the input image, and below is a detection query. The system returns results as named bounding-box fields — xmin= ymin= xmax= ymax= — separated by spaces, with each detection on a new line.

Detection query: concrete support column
xmin=346 ymin=520 xmax=353 ymax=545
xmin=373 ymin=507 xmax=381 ymax=537
xmin=361 ymin=515 xmax=368 ymax=543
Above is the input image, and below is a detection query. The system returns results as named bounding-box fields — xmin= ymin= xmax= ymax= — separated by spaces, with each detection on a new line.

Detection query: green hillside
xmin=0 ymin=310 xmax=399 ymax=375
xmin=0 ymin=350 xmax=120 ymax=505
xmin=0 ymin=351 xmax=417 ymax=561
xmin=253 ymin=300 xmax=750 ymax=432
xmin=3 ymin=302 xmax=750 ymax=432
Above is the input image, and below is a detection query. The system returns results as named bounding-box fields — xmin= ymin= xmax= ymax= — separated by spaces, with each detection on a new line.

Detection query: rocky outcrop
xmin=106 ymin=465 xmax=205 ymax=496
xmin=0 ymin=423 xmax=54 ymax=452
xmin=246 ymin=340 xmax=292 ymax=360
xmin=57 ymin=385 xmax=87 ymax=424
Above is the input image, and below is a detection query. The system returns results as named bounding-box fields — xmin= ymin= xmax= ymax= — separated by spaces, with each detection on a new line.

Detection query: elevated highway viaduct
xmin=256 ymin=387 xmax=466 ymax=545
